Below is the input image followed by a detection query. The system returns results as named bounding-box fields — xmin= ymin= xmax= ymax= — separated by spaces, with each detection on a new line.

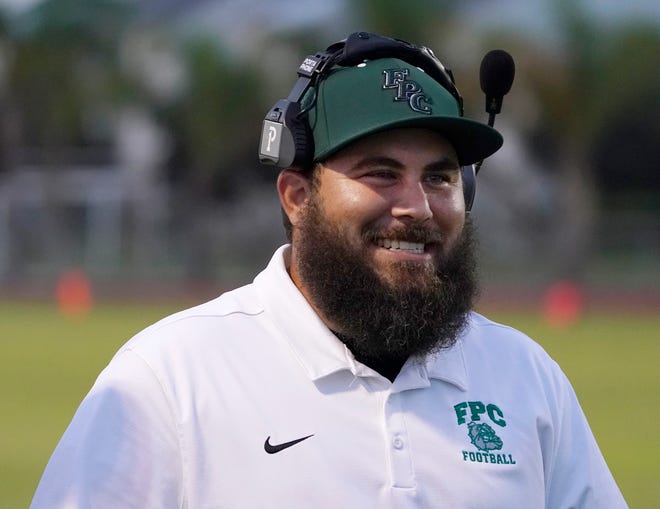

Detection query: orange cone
xmin=56 ymin=269 xmax=93 ymax=317
xmin=542 ymin=280 xmax=584 ymax=328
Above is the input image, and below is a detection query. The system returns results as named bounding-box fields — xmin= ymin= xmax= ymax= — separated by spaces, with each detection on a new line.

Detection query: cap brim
xmin=318 ymin=116 xmax=502 ymax=167
xmin=414 ymin=116 xmax=504 ymax=166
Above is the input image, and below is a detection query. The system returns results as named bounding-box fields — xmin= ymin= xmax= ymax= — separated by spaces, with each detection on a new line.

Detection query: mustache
xmin=362 ymin=222 xmax=444 ymax=245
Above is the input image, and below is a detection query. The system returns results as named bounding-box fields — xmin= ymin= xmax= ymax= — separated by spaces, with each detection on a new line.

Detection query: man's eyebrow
xmin=425 ymin=157 xmax=461 ymax=172
xmin=348 ymin=155 xmax=460 ymax=172
xmin=349 ymin=156 xmax=404 ymax=171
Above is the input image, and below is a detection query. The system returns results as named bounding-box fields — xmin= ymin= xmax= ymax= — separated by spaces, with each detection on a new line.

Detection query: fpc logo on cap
xmin=382 ymin=68 xmax=432 ymax=115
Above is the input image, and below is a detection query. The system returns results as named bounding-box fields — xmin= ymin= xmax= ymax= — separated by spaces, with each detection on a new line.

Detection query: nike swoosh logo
xmin=264 ymin=434 xmax=314 ymax=454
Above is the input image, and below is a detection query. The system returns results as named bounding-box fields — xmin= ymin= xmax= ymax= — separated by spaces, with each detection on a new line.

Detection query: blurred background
xmin=0 ymin=0 xmax=659 ymax=506
xmin=0 ymin=0 xmax=657 ymax=304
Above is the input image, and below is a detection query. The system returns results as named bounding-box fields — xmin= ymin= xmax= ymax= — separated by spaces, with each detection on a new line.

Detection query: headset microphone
xmin=479 ymin=49 xmax=515 ymax=126
xmin=473 ymin=49 xmax=515 ymax=175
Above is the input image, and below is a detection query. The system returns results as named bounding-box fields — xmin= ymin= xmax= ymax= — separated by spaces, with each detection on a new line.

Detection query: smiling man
xmin=281 ymin=128 xmax=476 ymax=381
xmin=31 ymin=33 xmax=627 ymax=508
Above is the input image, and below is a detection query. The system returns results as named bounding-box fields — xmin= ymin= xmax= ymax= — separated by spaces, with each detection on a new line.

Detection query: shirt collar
xmin=254 ymin=245 xmax=470 ymax=390
xmin=254 ymin=245 xmax=354 ymax=381
xmin=424 ymin=337 xmax=469 ymax=391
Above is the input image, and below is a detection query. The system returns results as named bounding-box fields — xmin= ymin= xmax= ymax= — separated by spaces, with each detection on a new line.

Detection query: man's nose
xmin=391 ymin=181 xmax=433 ymax=221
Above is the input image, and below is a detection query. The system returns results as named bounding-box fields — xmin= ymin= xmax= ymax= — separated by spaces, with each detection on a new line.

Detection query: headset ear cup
xmin=462 ymin=164 xmax=476 ymax=212
xmin=289 ymin=117 xmax=314 ymax=168
xmin=280 ymin=101 xmax=314 ymax=169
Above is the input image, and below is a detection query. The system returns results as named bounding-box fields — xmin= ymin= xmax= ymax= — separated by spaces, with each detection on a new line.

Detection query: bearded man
xmin=31 ymin=33 xmax=627 ymax=509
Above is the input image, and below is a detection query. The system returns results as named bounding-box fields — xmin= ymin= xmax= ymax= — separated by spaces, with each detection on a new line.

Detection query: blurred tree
xmin=20 ymin=0 xmax=132 ymax=52
xmin=539 ymin=1 xmax=660 ymax=177
xmin=351 ymin=0 xmax=458 ymax=42
xmin=7 ymin=0 xmax=133 ymax=158
xmin=163 ymin=38 xmax=265 ymax=200
xmin=0 ymin=7 xmax=11 ymax=173
xmin=588 ymin=24 xmax=660 ymax=209
xmin=532 ymin=0 xmax=601 ymax=280
xmin=152 ymin=37 xmax=268 ymax=277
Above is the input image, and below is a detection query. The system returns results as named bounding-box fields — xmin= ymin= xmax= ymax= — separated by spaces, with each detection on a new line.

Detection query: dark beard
xmin=294 ymin=197 xmax=479 ymax=364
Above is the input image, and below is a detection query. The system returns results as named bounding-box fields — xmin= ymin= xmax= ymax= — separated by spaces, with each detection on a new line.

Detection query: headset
xmin=259 ymin=32 xmax=478 ymax=211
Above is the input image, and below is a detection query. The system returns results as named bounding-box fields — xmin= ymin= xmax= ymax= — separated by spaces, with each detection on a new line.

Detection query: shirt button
xmin=392 ymin=436 xmax=404 ymax=449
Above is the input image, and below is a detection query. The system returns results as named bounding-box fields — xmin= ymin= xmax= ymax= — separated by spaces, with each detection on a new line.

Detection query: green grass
xmin=485 ymin=310 xmax=660 ymax=508
xmin=0 ymin=301 xmax=181 ymax=508
xmin=1 ymin=301 xmax=658 ymax=507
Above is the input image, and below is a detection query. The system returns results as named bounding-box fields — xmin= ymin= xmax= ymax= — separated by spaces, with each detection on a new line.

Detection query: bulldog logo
xmin=467 ymin=421 xmax=504 ymax=452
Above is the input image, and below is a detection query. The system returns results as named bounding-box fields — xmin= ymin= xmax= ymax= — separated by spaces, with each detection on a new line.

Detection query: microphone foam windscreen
xmin=480 ymin=50 xmax=515 ymax=97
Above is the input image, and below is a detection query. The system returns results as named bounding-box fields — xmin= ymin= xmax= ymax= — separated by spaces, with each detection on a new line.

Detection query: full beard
xmin=294 ymin=197 xmax=479 ymax=363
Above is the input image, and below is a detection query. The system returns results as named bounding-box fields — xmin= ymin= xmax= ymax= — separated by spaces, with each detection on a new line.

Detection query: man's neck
xmin=332 ymin=330 xmax=407 ymax=383
xmin=356 ymin=352 xmax=408 ymax=383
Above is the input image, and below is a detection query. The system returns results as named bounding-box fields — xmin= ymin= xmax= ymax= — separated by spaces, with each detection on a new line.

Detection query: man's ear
xmin=277 ymin=169 xmax=313 ymax=229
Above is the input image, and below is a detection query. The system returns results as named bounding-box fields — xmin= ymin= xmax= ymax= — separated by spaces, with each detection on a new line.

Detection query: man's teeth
xmin=376 ymin=239 xmax=425 ymax=253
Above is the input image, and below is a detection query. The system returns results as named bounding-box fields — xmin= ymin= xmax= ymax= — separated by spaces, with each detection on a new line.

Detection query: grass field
xmin=1 ymin=300 xmax=658 ymax=508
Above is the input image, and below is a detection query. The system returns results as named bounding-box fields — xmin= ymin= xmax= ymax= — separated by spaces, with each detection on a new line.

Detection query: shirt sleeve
xmin=544 ymin=369 xmax=629 ymax=509
xmin=30 ymin=349 xmax=184 ymax=509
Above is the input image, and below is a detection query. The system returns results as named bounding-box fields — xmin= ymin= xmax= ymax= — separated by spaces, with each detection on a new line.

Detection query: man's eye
xmin=365 ymin=170 xmax=397 ymax=180
xmin=426 ymin=173 xmax=452 ymax=185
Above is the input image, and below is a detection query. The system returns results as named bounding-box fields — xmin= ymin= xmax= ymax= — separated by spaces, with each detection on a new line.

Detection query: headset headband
xmin=289 ymin=33 xmax=462 ymax=111
xmin=259 ymin=32 xmax=464 ymax=168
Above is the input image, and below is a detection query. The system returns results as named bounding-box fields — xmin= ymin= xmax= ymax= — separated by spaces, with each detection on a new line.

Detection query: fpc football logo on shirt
xmin=454 ymin=401 xmax=517 ymax=465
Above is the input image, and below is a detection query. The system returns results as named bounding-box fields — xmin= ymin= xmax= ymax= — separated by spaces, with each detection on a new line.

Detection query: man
xmin=31 ymin=33 xmax=627 ymax=508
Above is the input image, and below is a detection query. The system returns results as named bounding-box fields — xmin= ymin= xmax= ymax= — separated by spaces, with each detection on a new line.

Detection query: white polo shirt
xmin=31 ymin=245 xmax=628 ymax=508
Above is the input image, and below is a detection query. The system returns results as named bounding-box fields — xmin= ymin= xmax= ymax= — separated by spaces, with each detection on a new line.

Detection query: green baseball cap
xmin=304 ymin=57 xmax=503 ymax=166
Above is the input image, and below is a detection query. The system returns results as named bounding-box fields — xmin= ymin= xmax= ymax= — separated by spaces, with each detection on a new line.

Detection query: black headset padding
xmin=286 ymin=102 xmax=314 ymax=168
xmin=462 ymin=165 xmax=476 ymax=212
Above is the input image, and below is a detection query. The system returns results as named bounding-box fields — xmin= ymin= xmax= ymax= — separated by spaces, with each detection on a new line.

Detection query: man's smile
xmin=375 ymin=238 xmax=426 ymax=254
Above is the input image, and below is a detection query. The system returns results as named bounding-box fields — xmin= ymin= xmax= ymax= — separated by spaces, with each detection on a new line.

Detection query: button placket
xmin=384 ymin=392 xmax=415 ymax=489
